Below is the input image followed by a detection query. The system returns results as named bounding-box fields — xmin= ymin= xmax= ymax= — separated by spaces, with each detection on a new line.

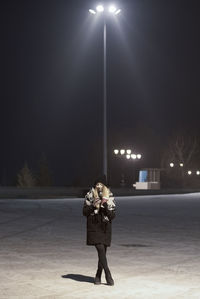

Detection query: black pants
xmin=95 ymin=244 xmax=108 ymax=275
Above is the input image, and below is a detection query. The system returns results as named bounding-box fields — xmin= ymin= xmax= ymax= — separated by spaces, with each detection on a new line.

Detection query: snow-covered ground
xmin=0 ymin=193 xmax=200 ymax=299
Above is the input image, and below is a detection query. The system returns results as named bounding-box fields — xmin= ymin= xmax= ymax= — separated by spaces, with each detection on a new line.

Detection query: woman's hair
xmin=93 ymin=183 xmax=110 ymax=199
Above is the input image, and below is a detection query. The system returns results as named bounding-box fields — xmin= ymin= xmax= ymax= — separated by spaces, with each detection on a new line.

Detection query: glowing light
xmin=120 ymin=149 xmax=125 ymax=155
xmin=115 ymin=9 xmax=121 ymax=15
xmin=170 ymin=163 xmax=174 ymax=167
xmin=126 ymin=149 xmax=131 ymax=155
xmin=89 ymin=9 xmax=96 ymax=14
xmin=196 ymin=170 xmax=200 ymax=175
xmin=126 ymin=154 xmax=130 ymax=159
xmin=96 ymin=5 xmax=104 ymax=12
xmin=114 ymin=149 xmax=119 ymax=155
xmin=180 ymin=163 xmax=184 ymax=167
xmin=89 ymin=5 xmax=121 ymax=16
xmin=188 ymin=170 xmax=192 ymax=175
xmin=108 ymin=5 xmax=117 ymax=13
xmin=137 ymin=154 xmax=142 ymax=159
xmin=131 ymin=154 xmax=137 ymax=159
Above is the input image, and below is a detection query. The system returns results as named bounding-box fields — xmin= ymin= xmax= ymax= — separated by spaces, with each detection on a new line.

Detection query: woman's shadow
xmin=62 ymin=274 xmax=94 ymax=284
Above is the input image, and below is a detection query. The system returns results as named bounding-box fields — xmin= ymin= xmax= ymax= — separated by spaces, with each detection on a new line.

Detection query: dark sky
xmin=1 ymin=0 xmax=200 ymax=186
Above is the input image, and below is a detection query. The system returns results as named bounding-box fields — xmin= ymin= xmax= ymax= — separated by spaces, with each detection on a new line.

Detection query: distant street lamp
xmin=114 ymin=149 xmax=142 ymax=160
xmin=89 ymin=4 xmax=121 ymax=180
xmin=114 ymin=149 xmax=119 ymax=155
xmin=186 ymin=170 xmax=200 ymax=176
xmin=131 ymin=154 xmax=137 ymax=159
xmin=113 ymin=148 xmax=142 ymax=186
xmin=120 ymin=149 xmax=125 ymax=155
xmin=169 ymin=162 xmax=184 ymax=168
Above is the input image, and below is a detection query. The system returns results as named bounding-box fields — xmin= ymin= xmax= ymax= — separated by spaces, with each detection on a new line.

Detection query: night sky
xmin=1 ymin=0 xmax=200 ymax=186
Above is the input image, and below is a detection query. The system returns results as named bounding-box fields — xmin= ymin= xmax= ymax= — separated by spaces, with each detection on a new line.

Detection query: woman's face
xmin=96 ymin=182 xmax=103 ymax=191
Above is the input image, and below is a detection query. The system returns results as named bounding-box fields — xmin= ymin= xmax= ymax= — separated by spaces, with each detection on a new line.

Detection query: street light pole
xmin=103 ymin=18 xmax=107 ymax=179
xmin=89 ymin=5 xmax=121 ymax=181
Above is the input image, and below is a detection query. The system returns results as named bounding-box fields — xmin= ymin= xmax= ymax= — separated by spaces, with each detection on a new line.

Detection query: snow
xmin=0 ymin=193 xmax=200 ymax=298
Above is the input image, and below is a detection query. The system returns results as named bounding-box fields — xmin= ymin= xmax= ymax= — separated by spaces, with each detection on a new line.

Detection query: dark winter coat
xmin=82 ymin=188 xmax=116 ymax=246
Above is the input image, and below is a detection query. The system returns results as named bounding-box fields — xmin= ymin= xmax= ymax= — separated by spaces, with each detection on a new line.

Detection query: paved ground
xmin=0 ymin=193 xmax=200 ymax=298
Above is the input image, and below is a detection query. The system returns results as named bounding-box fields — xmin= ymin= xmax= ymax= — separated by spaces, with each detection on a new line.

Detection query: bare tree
xmin=161 ymin=131 xmax=200 ymax=186
xmin=161 ymin=132 xmax=200 ymax=169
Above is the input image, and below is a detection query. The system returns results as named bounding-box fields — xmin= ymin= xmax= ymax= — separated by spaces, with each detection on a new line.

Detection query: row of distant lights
xmin=187 ymin=170 xmax=200 ymax=175
xmin=169 ymin=163 xmax=183 ymax=168
xmin=89 ymin=5 xmax=121 ymax=15
xmin=169 ymin=163 xmax=200 ymax=175
xmin=114 ymin=149 xmax=142 ymax=160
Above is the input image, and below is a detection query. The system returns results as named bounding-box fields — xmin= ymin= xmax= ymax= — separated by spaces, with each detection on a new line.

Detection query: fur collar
xmin=85 ymin=188 xmax=116 ymax=211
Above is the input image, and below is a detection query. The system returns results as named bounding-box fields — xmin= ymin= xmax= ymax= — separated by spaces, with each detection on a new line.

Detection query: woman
xmin=82 ymin=179 xmax=116 ymax=286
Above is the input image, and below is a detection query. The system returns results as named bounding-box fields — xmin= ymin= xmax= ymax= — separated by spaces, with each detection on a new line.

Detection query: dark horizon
xmin=1 ymin=0 xmax=200 ymax=186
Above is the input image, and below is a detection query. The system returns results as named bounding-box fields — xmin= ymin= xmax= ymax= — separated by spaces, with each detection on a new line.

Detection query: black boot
xmin=105 ymin=268 xmax=114 ymax=286
xmin=94 ymin=267 xmax=102 ymax=285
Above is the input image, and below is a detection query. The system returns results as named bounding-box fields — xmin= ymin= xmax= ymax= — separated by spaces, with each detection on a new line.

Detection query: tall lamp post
xmin=89 ymin=4 xmax=121 ymax=180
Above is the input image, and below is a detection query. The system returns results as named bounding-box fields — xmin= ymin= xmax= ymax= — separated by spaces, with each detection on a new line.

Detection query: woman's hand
xmin=93 ymin=198 xmax=101 ymax=208
xmin=101 ymin=198 xmax=108 ymax=205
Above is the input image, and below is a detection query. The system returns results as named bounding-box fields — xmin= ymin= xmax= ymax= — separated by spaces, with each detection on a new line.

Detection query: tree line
xmin=17 ymin=153 xmax=53 ymax=187
xmin=2 ymin=130 xmax=200 ymax=188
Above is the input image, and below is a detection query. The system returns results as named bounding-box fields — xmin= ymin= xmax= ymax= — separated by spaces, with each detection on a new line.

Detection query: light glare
xmin=115 ymin=9 xmax=121 ymax=15
xmin=96 ymin=5 xmax=104 ymax=12
xmin=170 ymin=163 xmax=174 ymax=167
xmin=126 ymin=154 xmax=130 ymax=159
xmin=188 ymin=170 xmax=192 ymax=175
xmin=120 ymin=149 xmax=125 ymax=155
xmin=109 ymin=5 xmax=117 ymax=13
xmin=114 ymin=149 xmax=119 ymax=155
xmin=137 ymin=154 xmax=142 ymax=159
xmin=131 ymin=154 xmax=137 ymax=159
xmin=89 ymin=9 xmax=96 ymax=14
